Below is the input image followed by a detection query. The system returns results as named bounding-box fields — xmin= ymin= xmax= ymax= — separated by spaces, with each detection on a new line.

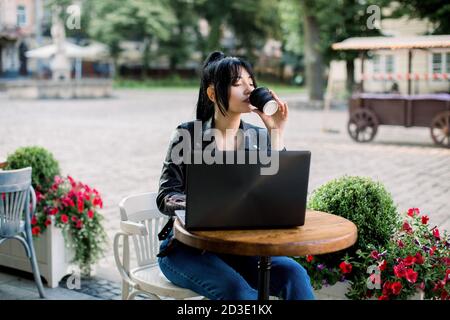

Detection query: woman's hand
xmin=251 ymin=89 xmax=288 ymax=150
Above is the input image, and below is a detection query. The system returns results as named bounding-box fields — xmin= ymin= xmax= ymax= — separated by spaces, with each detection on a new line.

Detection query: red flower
xmin=415 ymin=252 xmax=424 ymax=265
xmin=402 ymin=221 xmax=413 ymax=233
xmin=397 ymin=240 xmax=405 ymax=248
xmin=421 ymin=215 xmax=429 ymax=225
xmin=382 ymin=281 xmax=392 ymax=295
xmin=394 ymin=263 xmax=406 ymax=278
xmin=306 ymin=255 xmax=314 ymax=263
xmin=71 ymin=216 xmax=78 ymax=222
xmin=391 ymin=281 xmax=402 ymax=295
xmin=407 ymin=208 xmax=419 ymax=217
xmin=44 ymin=219 xmax=51 ymax=227
xmin=49 ymin=207 xmax=58 ymax=215
xmin=87 ymin=210 xmax=94 ymax=219
xmin=76 ymin=220 xmax=83 ymax=229
xmin=433 ymin=228 xmax=440 ymax=240
xmin=32 ymin=226 xmax=41 ymax=236
xmin=378 ymin=295 xmax=389 ymax=300
xmin=378 ymin=260 xmax=387 ymax=271
xmin=370 ymin=250 xmax=380 ymax=260
xmin=403 ymin=256 xmax=416 ymax=266
xmin=31 ymin=215 xmax=37 ymax=225
xmin=430 ymin=246 xmax=437 ymax=256
xmin=93 ymin=197 xmax=103 ymax=208
xmin=405 ymin=269 xmax=418 ymax=284
xmin=77 ymin=198 xmax=84 ymax=213
xmin=339 ymin=261 xmax=352 ymax=274
xmin=60 ymin=214 xmax=69 ymax=224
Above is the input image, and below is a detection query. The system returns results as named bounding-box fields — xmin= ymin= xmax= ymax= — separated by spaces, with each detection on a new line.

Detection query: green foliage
xmin=5 ymin=146 xmax=60 ymax=193
xmin=308 ymin=175 xmax=399 ymax=251
xmin=300 ymin=175 xmax=400 ymax=289
xmin=35 ymin=176 xmax=107 ymax=276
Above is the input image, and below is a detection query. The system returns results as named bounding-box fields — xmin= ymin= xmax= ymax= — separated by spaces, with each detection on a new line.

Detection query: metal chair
xmin=0 ymin=167 xmax=45 ymax=298
xmin=113 ymin=192 xmax=205 ymax=300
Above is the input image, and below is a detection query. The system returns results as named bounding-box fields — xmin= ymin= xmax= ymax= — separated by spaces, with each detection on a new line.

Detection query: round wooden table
xmin=174 ymin=209 xmax=357 ymax=300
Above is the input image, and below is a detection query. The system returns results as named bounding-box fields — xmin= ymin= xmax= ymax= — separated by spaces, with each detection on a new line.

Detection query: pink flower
xmin=370 ymin=250 xmax=380 ymax=260
xmin=76 ymin=220 xmax=83 ymax=229
xmin=397 ymin=240 xmax=405 ymax=248
xmin=87 ymin=210 xmax=94 ymax=219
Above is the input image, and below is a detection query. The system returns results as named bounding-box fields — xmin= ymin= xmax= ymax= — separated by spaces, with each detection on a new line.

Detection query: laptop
xmin=175 ymin=150 xmax=311 ymax=231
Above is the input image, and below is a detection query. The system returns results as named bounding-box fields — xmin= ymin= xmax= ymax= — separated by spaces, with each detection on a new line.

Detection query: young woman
xmin=156 ymin=51 xmax=315 ymax=300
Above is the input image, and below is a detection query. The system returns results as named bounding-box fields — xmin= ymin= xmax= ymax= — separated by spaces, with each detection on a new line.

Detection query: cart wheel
xmin=347 ymin=109 xmax=379 ymax=143
xmin=430 ymin=111 xmax=450 ymax=148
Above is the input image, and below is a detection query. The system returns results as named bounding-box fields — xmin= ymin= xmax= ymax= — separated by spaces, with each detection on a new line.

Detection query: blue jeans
xmin=158 ymin=239 xmax=315 ymax=300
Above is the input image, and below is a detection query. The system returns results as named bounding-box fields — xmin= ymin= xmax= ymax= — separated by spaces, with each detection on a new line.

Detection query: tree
xmin=88 ymin=0 xmax=176 ymax=78
xmin=393 ymin=0 xmax=450 ymax=34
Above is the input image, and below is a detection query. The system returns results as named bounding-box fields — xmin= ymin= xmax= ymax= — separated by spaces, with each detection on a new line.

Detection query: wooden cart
xmin=348 ymin=93 xmax=450 ymax=147
xmin=332 ymin=35 xmax=450 ymax=148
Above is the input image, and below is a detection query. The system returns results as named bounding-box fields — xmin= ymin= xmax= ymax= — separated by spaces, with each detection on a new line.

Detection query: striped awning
xmin=332 ymin=35 xmax=450 ymax=50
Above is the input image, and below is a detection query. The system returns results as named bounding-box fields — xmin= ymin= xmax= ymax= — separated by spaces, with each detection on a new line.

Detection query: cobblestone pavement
xmin=1 ymin=89 xmax=449 ymax=285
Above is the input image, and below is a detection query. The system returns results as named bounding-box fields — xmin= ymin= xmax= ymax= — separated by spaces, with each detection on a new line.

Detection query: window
xmin=385 ymin=55 xmax=394 ymax=73
xmin=17 ymin=5 xmax=26 ymax=27
xmin=432 ymin=53 xmax=442 ymax=73
xmin=446 ymin=53 xmax=450 ymax=74
xmin=373 ymin=54 xmax=381 ymax=73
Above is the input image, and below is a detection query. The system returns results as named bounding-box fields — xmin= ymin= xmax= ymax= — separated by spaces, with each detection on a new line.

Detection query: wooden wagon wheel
xmin=347 ymin=109 xmax=379 ymax=143
xmin=430 ymin=111 xmax=450 ymax=148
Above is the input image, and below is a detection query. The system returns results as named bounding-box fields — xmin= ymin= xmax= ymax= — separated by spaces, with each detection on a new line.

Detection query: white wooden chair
xmin=113 ymin=192 xmax=205 ymax=300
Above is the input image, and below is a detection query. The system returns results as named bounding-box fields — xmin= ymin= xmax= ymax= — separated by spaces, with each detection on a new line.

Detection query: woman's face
xmin=227 ymin=67 xmax=255 ymax=114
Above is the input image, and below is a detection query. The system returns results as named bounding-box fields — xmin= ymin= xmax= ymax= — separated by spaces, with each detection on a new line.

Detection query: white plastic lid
xmin=263 ymin=100 xmax=278 ymax=116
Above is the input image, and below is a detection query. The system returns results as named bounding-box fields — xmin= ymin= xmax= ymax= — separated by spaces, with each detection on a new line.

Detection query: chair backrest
xmin=0 ymin=167 xmax=33 ymax=237
xmin=119 ymin=192 xmax=168 ymax=266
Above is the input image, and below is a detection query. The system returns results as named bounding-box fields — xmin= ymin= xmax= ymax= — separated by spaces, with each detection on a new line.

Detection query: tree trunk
xmin=346 ymin=58 xmax=355 ymax=95
xmin=300 ymin=0 xmax=325 ymax=101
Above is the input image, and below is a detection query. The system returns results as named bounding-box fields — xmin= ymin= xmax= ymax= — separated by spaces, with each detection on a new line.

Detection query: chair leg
xmin=25 ymin=234 xmax=46 ymax=298
xmin=122 ymin=280 xmax=129 ymax=300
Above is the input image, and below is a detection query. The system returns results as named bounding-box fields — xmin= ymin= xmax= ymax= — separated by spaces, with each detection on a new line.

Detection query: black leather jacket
xmin=156 ymin=117 xmax=274 ymax=216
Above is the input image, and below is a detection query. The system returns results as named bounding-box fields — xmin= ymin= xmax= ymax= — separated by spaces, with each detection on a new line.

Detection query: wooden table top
xmin=174 ymin=210 xmax=358 ymax=256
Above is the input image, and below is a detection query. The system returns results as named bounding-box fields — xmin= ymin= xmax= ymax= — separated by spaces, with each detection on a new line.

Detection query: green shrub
xmin=5 ymin=146 xmax=60 ymax=193
xmin=308 ymin=176 xmax=399 ymax=251
xmin=296 ymin=176 xmax=400 ymax=289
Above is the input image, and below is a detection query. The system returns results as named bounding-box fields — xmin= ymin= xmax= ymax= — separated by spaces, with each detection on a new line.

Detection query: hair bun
xmin=203 ymin=51 xmax=225 ymax=68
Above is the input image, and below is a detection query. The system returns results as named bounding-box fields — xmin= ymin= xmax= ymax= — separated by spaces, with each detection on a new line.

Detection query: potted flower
xmin=347 ymin=208 xmax=450 ymax=300
xmin=295 ymin=175 xmax=399 ymax=298
xmin=0 ymin=146 xmax=107 ymax=286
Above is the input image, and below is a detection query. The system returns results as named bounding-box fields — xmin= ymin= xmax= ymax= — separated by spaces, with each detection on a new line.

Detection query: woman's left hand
xmin=250 ymin=89 xmax=288 ymax=135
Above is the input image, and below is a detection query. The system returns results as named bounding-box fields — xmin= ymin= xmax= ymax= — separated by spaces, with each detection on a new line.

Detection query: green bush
xmin=296 ymin=176 xmax=400 ymax=289
xmin=5 ymin=146 xmax=60 ymax=193
xmin=308 ymin=176 xmax=399 ymax=251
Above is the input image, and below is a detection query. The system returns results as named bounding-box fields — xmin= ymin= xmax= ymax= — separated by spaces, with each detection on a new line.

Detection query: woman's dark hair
xmin=195 ymin=51 xmax=257 ymax=121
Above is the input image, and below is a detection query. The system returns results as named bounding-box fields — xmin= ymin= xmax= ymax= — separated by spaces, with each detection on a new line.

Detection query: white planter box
xmin=0 ymin=223 xmax=74 ymax=288
xmin=314 ymin=281 xmax=424 ymax=300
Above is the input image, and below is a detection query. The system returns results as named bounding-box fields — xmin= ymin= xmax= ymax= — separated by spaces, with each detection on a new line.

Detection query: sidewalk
xmin=0 ymin=266 xmax=123 ymax=300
